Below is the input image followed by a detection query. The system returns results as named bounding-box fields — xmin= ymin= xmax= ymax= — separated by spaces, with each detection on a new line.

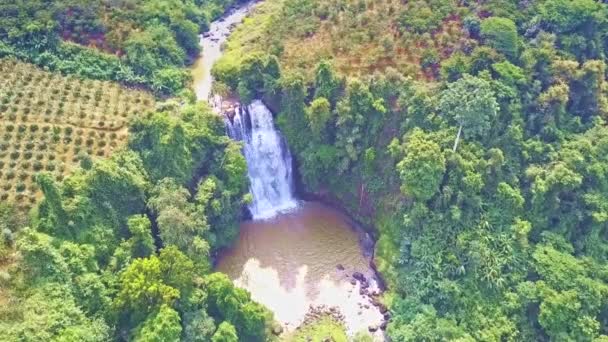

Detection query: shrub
xmin=481 ymin=17 xmax=519 ymax=59
xmin=33 ymin=161 xmax=43 ymax=171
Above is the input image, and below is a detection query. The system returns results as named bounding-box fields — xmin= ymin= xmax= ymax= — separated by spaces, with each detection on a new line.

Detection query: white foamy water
xmin=225 ymin=100 xmax=298 ymax=219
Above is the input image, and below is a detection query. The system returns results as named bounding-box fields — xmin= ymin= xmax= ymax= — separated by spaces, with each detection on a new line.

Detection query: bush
xmin=481 ymin=17 xmax=519 ymax=59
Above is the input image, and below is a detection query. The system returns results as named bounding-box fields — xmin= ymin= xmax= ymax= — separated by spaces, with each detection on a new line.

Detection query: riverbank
xmin=192 ymin=0 xmax=259 ymax=101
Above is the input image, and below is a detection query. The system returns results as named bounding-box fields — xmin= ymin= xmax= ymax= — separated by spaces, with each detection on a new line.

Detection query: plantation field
xmin=0 ymin=58 xmax=155 ymax=210
xmin=216 ymin=0 xmax=471 ymax=81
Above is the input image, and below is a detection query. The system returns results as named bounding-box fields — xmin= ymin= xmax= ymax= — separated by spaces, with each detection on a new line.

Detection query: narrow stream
xmin=193 ymin=2 xmax=386 ymax=338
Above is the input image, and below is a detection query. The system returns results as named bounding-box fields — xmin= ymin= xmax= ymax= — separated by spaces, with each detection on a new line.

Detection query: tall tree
xmin=439 ymin=74 xmax=499 ymax=151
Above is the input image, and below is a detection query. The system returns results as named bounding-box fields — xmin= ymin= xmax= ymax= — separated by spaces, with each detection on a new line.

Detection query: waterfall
xmin=226 ymin=100 xmax=298 ymax=219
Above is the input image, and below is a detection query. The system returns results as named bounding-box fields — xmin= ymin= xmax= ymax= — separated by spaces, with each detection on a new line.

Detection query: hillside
xmin=0 ymin=58 xmax=155 ymax=210
xmin=0 ymin=2 xmax=281 ymax=341
xmin=0 ymin=0 xmax=607 ymax=340
xmin=0 ymin=0 xmax=242 ymax=94
xmin=214 ymin=0 xmax=498 ymax=81
xmin=215 ymin=0 xmax=608 ymax=340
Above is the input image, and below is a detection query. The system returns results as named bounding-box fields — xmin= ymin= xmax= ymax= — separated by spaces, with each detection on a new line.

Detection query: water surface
xmin=216 ymin=202 xmax=384 ymax=337
xmin=192 ymin=1 xmax=257 ymax=100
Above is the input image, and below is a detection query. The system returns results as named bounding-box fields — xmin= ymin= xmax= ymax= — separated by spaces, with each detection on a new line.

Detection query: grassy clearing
xmin=0 ymin=58 xmax=155 ymax=210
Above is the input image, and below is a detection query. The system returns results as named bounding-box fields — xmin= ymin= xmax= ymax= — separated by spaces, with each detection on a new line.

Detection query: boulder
xmin=272 ymin=326 xmax=284 ymax=335
xmin=336 ymin=264 xmax=345 ymax=271
xmin=368 ymin=324 xmax=379 ymax=332
xmin=352 ymin=272 xmax=366 ymax=282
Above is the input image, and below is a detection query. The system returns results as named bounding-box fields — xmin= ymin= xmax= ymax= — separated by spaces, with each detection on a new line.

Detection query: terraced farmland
xmin=0 ymin=58 xmax=155 ymax=210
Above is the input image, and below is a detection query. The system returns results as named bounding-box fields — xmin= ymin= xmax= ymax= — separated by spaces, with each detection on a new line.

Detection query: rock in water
xmin=352 ymin=272 xmax=366 ymax=282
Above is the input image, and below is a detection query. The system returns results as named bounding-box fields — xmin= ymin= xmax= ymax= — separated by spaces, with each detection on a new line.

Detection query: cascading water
xmin=225 ymin=100 xmax=298 ymax=219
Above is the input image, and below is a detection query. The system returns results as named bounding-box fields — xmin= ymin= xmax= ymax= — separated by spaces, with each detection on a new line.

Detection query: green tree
xmin=183 ymin=310 xmax=216 ymax=342
xmin=307 ymin=97 xmax=332 ymax=141
xmin=314 ymin=60 xmax=340 ymax=103
xmin=148 ymin=178 xmax=209 ymax=264
xmin=335 ymin=79 xmax=386 ymax=172
xmin=133 ymin=304 xmax=182 ymax=342
xmin=480 ymin=17 xmax=519 ymax=60
xmin=36 ymin=172 xmax=69 ymax=237
xmin=113 ymin=255 xmax=179 ymax=329
xmin=212 ymin=322 xmax=239 ymax=342
xmin=439 ymin=74 xmax=499 ymax=151
xmin=541 ymin=0 xmax=602 ymax=34
xmin=205 ymin=273 xmax=271 ymax=341
xmin=396 ymin=129 xmax=446 ymax=201
xmin=126 ymin=215 xmax=155 ymax=258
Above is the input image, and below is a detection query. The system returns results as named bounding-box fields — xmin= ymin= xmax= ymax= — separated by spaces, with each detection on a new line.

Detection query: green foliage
xmin=214 ymin=53 xmax=282 ymax=100
xmin=541 ymin=0 xmax=603 ymax=34
xmin=314 ymin=60 xmax=341 ymax=103
xmin=126 ymin=216 xmax=155 ymax=259
xmin=218 ymin=0 xmax=608 ymax=339
xmin=289 ymin=316 xmax=348 ymax=342
xmin=398 ymin=0 xmax=454 ymax=34
xmin=133 ymin=305 xmax=182 ymax=342
xmin=212 ymin=321 xmax=239 ymax=342
xmin=183 ymin=309 xmax=217 ymax=342
xmin=129 ymin=102 xmax=224 ymax=184
xmin=5 ymin=0 xmax=608 ymax=341
xmin=3 ymin=98 xmax=262 ymax=340
xmin=307 ymin=97 xmax=332 ymax=141
xmin=335 ymin=79 xmax=386 ymax=173
xmin=0 ymin=0 xmax=239 ymax=94
xmin=149 ymin=178 xmax=210 ymax=266
xmin=0 ymin=283 xmax=110 ymax=342
xmin=480 ymin=17 xmax=519 ymax=60
xmin=205 ymin=272 xmax=273 ymax=342
xmin=125 ymin=26 xmax=186 ymax=77
xmin=440 ymin=74 xmax=499 ymax=144
xmin=113 ymin=252 xmax=180 ymax=327
xmin=396 ymin=129 xmax=446 ymax=201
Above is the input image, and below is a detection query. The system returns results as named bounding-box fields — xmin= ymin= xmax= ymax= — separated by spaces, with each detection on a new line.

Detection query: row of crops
xmin=0 ymin=58 xmax=155 ymax=210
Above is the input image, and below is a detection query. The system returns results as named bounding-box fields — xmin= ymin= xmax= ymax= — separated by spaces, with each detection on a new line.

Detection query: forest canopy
xmin=0 ymin=0 xmax=244 ymax=94
xmin=1 ymin=0 xmax=608 ymax=340
xmin=213 ymin=0 xmax=608 ymax=340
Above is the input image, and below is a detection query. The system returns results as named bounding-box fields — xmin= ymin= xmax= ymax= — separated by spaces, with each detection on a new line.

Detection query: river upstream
xmin=192 ymin=2 xmax=386 ymax=339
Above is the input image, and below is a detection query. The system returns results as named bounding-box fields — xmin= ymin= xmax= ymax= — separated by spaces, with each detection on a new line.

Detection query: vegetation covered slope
xmin=214 ymin=0 xmax=608 ymax=340
xmin=0 ymin=98 xmax=276 ymax=341
xmin=0 ymin=0 xmax=245 ymax=94
xmin=0 ymin=1 xmax=282 ymax=340
xmin=0 ymin=58 xmax=154 ymax=210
